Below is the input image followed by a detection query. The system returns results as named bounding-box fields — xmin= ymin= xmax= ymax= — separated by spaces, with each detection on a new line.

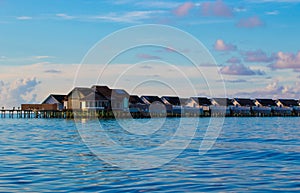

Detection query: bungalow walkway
xmin=1 ymin=108 xmax=300 ymax=119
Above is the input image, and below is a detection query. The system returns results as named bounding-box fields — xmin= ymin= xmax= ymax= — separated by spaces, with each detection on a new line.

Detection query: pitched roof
xmin=161 ymin=96 xmax=181 ymax=106
xmin=212 ymin=98 xmax=233 ymax=106
xmin=91 ymin=85 xmax=129 ymax=100
xmin=129 ymin=95 xmax=145 ymax=104
xmin=256 ymin=99 xmax=277 ymax=107
xmin=141 ymin=96 xmax=164 ymax=103
xmin=112 ymin=89 xmax=129 ymax=96
xmin=42 ymin=94 xmax=66 ymax=104
xmin=191 ymin=97 xmax=212 ymax=106
xmin=91 ymin=85 xmax=112 ymax=99
xmin=277 ymin=99 xmax=299 ymax=107
xmin=234 ymin=98 xmax=255 ymax=107
xmin=179 ymin=98 xmax=189 ymax=106
xmin=67 ymin=87 xmax=93 ymax=98
xmin=81 ymin=92 xmax=107 ymax=101
xmin=51 ymin=95 xmax=66 ymax=103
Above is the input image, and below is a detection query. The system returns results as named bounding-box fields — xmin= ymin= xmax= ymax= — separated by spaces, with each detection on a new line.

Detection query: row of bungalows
xmin=232 ymin=98 xmax=300 ymax=116
xmin=23 ymin=85 xmax=300 ymax=118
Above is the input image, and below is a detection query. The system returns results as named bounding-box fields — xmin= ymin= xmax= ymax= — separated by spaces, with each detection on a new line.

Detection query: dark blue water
xmin=0 ymin=117 xmax=299 ymax=192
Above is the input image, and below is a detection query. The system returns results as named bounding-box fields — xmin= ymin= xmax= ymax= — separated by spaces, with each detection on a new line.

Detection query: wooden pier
xmin=0 ymin=108 xmax=300 ymax=119
xmin=0 ymin=108 xmax=67 ymax=119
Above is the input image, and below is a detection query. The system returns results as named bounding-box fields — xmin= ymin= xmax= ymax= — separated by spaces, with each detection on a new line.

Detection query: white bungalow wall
xmin=185 ymin=98 xmax=199 ymax=108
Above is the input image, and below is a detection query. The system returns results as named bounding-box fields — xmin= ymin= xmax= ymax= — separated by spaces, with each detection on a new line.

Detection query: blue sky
xmin=0 ymin=0 xmax=300 ymax=107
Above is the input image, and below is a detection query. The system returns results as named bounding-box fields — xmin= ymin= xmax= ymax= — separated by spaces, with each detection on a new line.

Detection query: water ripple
xmin=0 ymin=117 xmax=299 ymax=192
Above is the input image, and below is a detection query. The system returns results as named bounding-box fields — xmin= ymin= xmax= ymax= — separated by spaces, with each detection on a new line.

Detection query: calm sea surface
xmin=0 ymin=117 xmax=299 ymax=192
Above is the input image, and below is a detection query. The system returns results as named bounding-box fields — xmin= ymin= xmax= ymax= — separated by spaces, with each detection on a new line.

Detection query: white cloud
xmin=16 ymin=16 xmax=32 ymax=20
xmin=32 ymin=56 xmax=53 ymax=59
xmin=235 ymin=80 xmax=300 ymax=98
xmin=269 ymin=51 xmax=300 ymax=71
xmin=92 ymin=10 xmax=166 ymax=23
xmin=44 ymin=69 xmax=62 ymax=74
xmin=135 ymin=1 xmax=181 ymax=9
xmin=0 ymin=77 xmax=41 ymax=108
xmin=234 ymin=7 xmax=247 ymax=12
xmin=220 ymin=63 xmax=265 ymax=76
xmin=265 ymin=10 xmax=279 ymax=15
xmin=56 ymin=13 xmax=75 ymax=20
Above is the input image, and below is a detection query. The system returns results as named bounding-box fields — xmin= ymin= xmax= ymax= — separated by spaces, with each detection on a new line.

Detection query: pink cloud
xmin=136 ymin=53 xmax=161 ymax=60
xmin=201 ymin=2 xmax=211 ymax=16
xmin=237 ymin=16 xmax=264 ymax=28
xmin=173 ymin=2 xmax=194 ymax=17
xmin=156 ymin=46 xmax=190 ymax=54
xmin=220 ymin=63 xmax=265 ymax=76
xmin=214 ymin=39 xmax=237 ymax=51
xmin=226 ymin=57 xmax=241 ymax=64
xmin=242 ymin=49 xmax=275 ymax=63
xmin=270 ymin=51 xmax=300 ymax=70
xmin=201 ymin=0 xmax=233 ymax=17
xmin=235 ymin=81 xmax=300 ymax=99
xmin=164 ymin=46 xmax=177 ymax=53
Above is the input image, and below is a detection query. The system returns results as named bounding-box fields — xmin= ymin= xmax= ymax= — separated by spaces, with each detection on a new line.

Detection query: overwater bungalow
xmin=91 ymin=85 xmax=129 ymax=111
xmin=232 ymin=98 xmax=255 ymax=116
xmin=17 ymin=84 xmax=300 ymax=119
xmin=42 ymin=94 xmax=67 ymax=111
xmin=140 ymin=96 xmax=168 ymax=115
xmin=186 ymin=97 xmax=212 ymax=110
xmin=80 ymin=92 xmax=109 ymax=111
xmin=276 ymin=99 xmax=299 ymax=116
xmin=128 ymin=95 xmax=148 ymax=114
xmin=254 ymin=98 xmax=292 ymax=116
xmin=66 ymin=87 xmax=95 ymax=110
xmin=185 ymin=97 xmax=211 ymax=116
xmin=252 ymin=98 xmax=275 ymax=116
xmin=140 ymin=95 xmax=164 ymax=104
xmin=210 ymin=98 xmax=233 ymax=116
xmin=161 ymin=96 xmax=182 ymax=115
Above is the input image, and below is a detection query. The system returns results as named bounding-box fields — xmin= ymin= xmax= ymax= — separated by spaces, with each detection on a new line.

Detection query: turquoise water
xmin=0 ymin=117 xmax=300 ymax=192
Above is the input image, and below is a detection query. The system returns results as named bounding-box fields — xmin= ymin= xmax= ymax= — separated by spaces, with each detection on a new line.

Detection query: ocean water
xmin=0 ymin=117 xmax=299 ymax=192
